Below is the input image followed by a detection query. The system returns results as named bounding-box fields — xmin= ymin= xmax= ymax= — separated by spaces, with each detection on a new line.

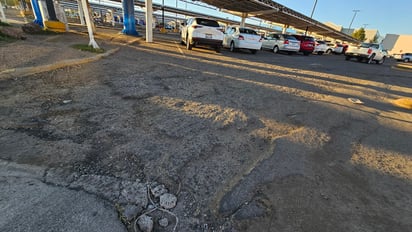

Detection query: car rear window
xmin=285 ymin=35 xmax=298 ymax=40
xmin=293 ymin=35 xmax=314 ymax=42
xmin=195 ymin=18 xmax=220 ymax=27
xmin=239 ymin=28 xmax=257 ymax=35
xmin=360 ymin=43 xmax=378 ymax=49
xmin=303 ymin=37 xmax=315 ymax=42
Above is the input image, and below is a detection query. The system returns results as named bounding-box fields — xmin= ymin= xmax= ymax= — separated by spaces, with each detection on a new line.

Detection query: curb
xmin=0 ymin=47 xmax=119 ymax=79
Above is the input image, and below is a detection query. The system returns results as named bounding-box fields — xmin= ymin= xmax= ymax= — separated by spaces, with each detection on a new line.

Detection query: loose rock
xmin=137 ymin=215 xmax=153 ymax=232
xmin=160 ymin=193 xmax=177 ymax=209
xmin=150 ymin=184 xmax=168 ymax=198
xmin=158 ymin=217 xmax=169 ymax=227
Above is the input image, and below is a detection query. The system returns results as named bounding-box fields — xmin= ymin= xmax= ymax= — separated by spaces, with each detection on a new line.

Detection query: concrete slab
xmin=0 ymin=161 xmax=127 ymax=232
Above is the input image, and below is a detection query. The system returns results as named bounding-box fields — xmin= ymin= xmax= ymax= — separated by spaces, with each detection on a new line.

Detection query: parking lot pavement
xmin=0 ymin=161 xmax=126 ymax=232
xmin=1 ymin=12 xmax=412 ymax=232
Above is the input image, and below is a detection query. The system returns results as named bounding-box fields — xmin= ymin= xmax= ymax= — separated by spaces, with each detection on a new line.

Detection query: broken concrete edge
xmin=0 ymin=159 xmax=46 ymax=179
xmin=0 ymin=47 xmax=120 ymax=79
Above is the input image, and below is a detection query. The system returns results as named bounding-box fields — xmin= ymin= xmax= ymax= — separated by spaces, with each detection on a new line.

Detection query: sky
xmin=154 ymin=0 xmax=412 ymax=36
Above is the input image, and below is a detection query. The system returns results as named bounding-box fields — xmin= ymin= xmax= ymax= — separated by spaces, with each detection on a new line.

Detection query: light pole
xmin=304 ymin=0 xmax=318 ymax=36
xmin=162 ymin=0 xmax=164 ymax=28
xmin=348 ymin=10 xmax=360 ymax=31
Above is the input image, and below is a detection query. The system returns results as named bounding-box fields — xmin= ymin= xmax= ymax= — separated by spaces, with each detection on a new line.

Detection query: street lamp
xmin=304 ymin=0 xmax=318 ymax=36
xmin=348 ymin=10 xmax=360 ymax=31
xmin=162 ymin=0 xmax=164 ymax=28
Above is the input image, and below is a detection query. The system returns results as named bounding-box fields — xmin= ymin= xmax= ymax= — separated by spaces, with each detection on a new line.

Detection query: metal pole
xmin=305 ymin=0 xmax=318 ymax=36
xmin=310 ymin=0 xmax=318 ymax=18
xmin=348 ymin=10 xmax=360 ymax=30
xmin=162 ymin=0 xmax=164 ymax=28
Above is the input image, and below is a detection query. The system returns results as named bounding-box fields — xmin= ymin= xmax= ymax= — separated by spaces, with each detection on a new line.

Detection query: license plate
xmin=205 ymin=34 xmax=212 ymax=39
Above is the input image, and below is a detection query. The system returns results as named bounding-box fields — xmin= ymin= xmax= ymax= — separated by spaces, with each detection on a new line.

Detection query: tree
xmin=352 ymin=28 xmax=366 ymax=41
xmin=369 ymin=34 xmax=379 ymax=43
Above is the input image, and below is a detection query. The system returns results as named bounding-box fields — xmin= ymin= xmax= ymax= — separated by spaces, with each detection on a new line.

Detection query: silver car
xmin=394 ymin=53 xmax=412 ymax=62
xmin=261 ymin=34 xmax=300 ymax=54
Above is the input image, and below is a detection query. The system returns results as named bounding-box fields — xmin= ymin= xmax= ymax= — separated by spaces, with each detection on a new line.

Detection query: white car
xmin=181 ymin=17 xmax=224 ymax=52
xmin=261 ymin=33 xmax=300 ymax=54
xmin=313 ymin=40 xmax=329 ymax=55
xmin=222 ymin=26 xmax=262 ymax=54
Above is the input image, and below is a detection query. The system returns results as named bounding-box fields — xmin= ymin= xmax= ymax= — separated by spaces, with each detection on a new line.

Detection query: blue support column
xmin=30 ymin=0 xmax=43 ymax=26
xmin=121 ymin=0 xmax=138 ymax=36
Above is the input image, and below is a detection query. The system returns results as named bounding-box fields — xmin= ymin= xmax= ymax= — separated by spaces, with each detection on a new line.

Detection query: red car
xmin=293 ymin=35 xmax=315 ymax=55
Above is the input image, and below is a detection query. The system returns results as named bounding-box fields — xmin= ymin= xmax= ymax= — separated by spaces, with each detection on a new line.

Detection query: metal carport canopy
xmin=198 ymin=0 xmax=358 ymax=43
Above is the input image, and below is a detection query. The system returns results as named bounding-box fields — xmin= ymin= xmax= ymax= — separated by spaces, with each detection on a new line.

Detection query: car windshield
xmin=360 ymin=43 xmax=379 ymax=49
xmin=195 ymin=18 xmax=220 ymax=27
xmin=239 ymin=28 xmax=257 ymax=35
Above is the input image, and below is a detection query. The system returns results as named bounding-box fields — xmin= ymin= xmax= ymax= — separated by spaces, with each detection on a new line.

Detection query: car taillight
xmin=367 ymin=48 xmax=372 ymax=54
xmin=192 ymin=25 xmax=202 ymax=29
xmin=284 ymin=40 xmax=289 ymax=44
xmin=238 ymin=35 xmax=244 ymax=40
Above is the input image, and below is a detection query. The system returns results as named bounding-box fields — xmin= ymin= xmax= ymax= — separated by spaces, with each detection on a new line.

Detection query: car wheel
xmin=250 ymin=49 xmax=257 ymax=54
xmin=367 ymin=54 xmax=375 ymax=64
xmin=318 ymin=51 xmax=324 ymax=55
xmin=215 ymin=45 xmax=221 ymax=53
xmin=404 ymin=58 xmax=410 ymax=63
xmin=376 ymin=56 xmax=385 ymax=65
xmin=186 ymin=35 xmax=192 ymax=50
xmin=326 ymin=49 xmax=332 ymax=54
xmin=230 ymin=42 xmax=235 ymax=52
xmin=303 ymin=52 xmax=310 ymax=56
xmin=273 ymin=46 xmax=279 ymax=53
xmin=345 ymin=55 xmax=351 ymax=61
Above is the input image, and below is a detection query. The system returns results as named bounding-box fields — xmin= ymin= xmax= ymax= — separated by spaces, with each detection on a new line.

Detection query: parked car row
xmin=181 ymin=17 xmax=353 ymax=56
xmin=179 ymin=17 xmax=394 ymax=66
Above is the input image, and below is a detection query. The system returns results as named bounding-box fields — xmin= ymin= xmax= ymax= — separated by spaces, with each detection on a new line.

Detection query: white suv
xmin=181 ymin=17 xmax=224 ymax=52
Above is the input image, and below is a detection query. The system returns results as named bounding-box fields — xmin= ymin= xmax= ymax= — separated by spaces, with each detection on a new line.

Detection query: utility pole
xmin=348 ymin=10 xmax=360 ymax=31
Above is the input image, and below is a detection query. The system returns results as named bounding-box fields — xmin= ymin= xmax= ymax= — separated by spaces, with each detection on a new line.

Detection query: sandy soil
xmin=1 ymin=9 xmax=412 ymax=232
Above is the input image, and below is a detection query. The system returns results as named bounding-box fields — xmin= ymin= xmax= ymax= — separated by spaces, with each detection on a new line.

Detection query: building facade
xmin=382 ymin=34 xmax=412 ymax=55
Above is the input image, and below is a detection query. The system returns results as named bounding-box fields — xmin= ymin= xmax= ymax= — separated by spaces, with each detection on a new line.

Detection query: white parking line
xmin=174 ymin=41 xmax=185 ymax=57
